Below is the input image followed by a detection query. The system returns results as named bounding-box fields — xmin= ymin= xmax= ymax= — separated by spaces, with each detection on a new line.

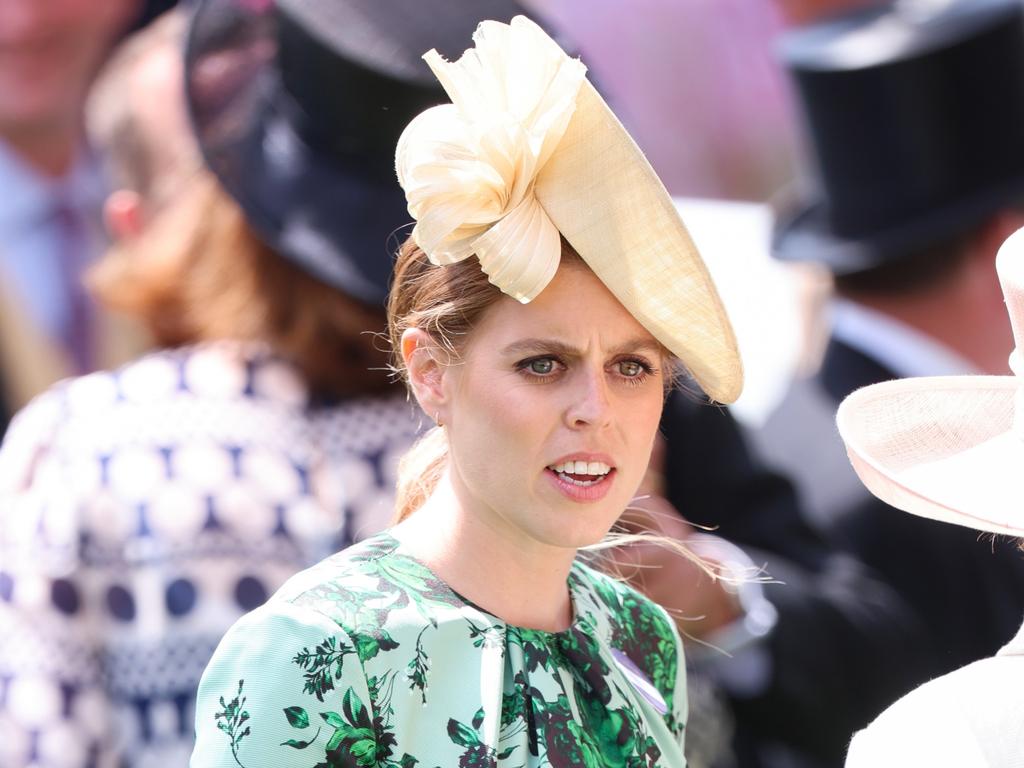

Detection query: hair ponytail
xmin=392 ymin=426 xmax=449 ymax=523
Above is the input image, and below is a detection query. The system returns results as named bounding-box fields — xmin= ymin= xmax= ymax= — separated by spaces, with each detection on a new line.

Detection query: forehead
xmin=468 ymin=261 xmax=659 ymax=350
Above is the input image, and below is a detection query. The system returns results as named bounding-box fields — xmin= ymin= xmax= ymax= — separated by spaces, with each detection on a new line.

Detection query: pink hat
xmin=836 ymin=227 xmax=1024 ymax=537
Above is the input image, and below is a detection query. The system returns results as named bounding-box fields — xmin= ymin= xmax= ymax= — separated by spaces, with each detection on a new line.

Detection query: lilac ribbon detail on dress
xmin=610 ymin=647 xmax=668 ymax=715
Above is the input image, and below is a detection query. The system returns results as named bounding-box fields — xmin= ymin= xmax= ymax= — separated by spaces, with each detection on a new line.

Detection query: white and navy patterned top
xmin=0 ymin=341 xmax=424 ymax=768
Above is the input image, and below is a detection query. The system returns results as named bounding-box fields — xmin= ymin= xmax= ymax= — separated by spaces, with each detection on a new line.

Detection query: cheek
xmin=619 ymin=392 xmax=664 ymax=472
xmin=447 ymin=373 xmax=549 ymax=483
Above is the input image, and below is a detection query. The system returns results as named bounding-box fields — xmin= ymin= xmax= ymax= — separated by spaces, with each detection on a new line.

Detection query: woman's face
xmin=437 ymin=263 xmax=667 ymax=552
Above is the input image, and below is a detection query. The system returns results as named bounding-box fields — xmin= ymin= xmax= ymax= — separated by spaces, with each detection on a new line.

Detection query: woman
xmin=837 ymin=226 xmax=1024 ymax=766
xmin=190 ymin=14 xmax=742 ymax=768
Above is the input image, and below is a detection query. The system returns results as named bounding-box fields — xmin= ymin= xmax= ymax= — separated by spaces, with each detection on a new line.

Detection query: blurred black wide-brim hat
xmin=185 ymin=0 xmax=532 ymax=307
xmin=774 ymin=0 xmax=1024 ymax=275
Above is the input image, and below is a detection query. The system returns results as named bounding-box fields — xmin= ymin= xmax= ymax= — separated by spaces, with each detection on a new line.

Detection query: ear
xmin=402 ymin=328 xmax=450 ymax=425
xmin=103 ymin=189 xmax=145 ymax=241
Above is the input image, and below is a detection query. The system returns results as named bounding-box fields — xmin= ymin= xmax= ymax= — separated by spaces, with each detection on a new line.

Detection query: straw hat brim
xmin=535 ymin=81 xmax=743 ymax=404
xmin=837 ymin=376 xmax=1024 ymax=537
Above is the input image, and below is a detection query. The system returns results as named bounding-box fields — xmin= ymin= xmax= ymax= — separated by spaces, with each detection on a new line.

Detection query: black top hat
xmin=184 ymin=0 xmax=533 ymax=307
xmin=774 ymin=0 xmax=1024 ymax=275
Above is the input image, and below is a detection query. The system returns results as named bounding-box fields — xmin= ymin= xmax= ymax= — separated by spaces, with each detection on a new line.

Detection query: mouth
xmin=546 ymin=459 xmax=614 ymax=486
xmin=544 ymin=458 xmax=617 ymax=502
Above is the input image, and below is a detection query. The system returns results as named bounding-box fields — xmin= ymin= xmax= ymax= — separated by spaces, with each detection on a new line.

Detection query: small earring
xmin=434 ymin=411 xmax=444 ymax=427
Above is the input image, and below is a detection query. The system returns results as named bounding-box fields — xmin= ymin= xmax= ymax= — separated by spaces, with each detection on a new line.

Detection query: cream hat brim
xmin=837 ymin=376 xmax=1024 ymax=537
xmin=535 ymin=81 xmax=742 ymax=404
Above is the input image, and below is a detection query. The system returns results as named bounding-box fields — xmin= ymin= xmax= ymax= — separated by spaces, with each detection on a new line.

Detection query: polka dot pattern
xmin=106 ymin=585 xmax=135 ymax=622
xmin=0 ymin=342 xmax=423 ymax=767
xmin=165 ymin=578 xmax=197 ymax=617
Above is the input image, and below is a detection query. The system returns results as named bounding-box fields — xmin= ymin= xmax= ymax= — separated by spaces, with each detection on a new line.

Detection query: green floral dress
xmin=190 ymin=532 xmax=687 ymax=767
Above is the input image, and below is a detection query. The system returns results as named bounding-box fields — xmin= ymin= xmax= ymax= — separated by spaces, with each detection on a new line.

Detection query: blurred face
xmin=775 ymin=0 xmax=880 ymax=25
xmin=0 ymin=0 xmax=135 ymax=138
xmin=438 ymin=263 xmax=667 ymax=551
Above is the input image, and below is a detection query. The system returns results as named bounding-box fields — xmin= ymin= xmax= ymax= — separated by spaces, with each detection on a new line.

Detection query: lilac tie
xmin=52 ymin=199 xmax=95 ymax=374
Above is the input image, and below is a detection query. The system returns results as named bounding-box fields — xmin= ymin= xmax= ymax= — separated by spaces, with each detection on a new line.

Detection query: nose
xmin=564 ymin=366 xmax=613 ymax=430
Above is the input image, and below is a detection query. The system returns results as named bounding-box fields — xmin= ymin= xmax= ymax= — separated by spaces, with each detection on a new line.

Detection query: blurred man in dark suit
xmin=748 ymin=0 xmax=1024 ymax=761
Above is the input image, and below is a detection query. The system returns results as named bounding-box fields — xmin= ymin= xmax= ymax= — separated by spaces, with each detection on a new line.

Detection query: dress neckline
xmin=373 ymin=530 xmax=592 ymax=638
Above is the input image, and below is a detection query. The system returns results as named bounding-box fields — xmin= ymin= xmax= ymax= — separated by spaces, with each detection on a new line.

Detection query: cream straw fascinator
xmin=836 ymin=226 xmax=1024 ymax=537
xmin=395 ymin=16 xmax=742 ymax=404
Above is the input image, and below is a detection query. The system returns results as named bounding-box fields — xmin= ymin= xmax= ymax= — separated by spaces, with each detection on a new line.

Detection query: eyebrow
xmin=500 ymin=337 xmax=664 ymax=358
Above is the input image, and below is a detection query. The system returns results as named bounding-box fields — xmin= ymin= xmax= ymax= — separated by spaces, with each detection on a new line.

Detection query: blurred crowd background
xmin=2 ymin=1 xmax=1023 ymax=767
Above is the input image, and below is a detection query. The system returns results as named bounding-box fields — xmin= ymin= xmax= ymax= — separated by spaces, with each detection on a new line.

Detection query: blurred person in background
xmin=525 ymin=0 xmax=800 ymax=201
xmin=0 ymin=0 xmax=548 ymax=761
xmin=0 ymin=0 xmax=145 ymax=435
xmin=775 ymin=0 xmax=883 ymax=25
xmin=837 ymin=226 xmax=1024 ymax=766
xmin=623 ymin=388 xmax=931 ymax=768
xmin=749 ymin=0 xmax=1024 ymax=750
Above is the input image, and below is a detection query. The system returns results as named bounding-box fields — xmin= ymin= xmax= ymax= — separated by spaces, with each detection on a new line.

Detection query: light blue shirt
xmin=0 ymin=139 xmax=107 ymax=347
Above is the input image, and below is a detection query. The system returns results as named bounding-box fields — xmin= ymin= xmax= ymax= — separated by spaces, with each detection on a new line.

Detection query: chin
xmin=541 ymin=508 xmax=624 ymax=550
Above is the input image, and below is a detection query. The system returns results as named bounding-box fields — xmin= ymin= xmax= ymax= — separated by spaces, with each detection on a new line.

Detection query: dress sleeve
xmin=190 ymin=600 xmax=376 ymax=768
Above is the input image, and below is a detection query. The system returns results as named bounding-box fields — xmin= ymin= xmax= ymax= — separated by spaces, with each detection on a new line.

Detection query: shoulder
xmin=192 ymin=534 xmax=473 ymax=767
xmin=0 ymin=358 xmax=130 ymax=498
xmin=574 ymin=561 xmax=679 ymax=650
xmin=268 ymin=533 xmax=468 ymax=651
xmin=192 ymin=596 xmax=375 ymax=768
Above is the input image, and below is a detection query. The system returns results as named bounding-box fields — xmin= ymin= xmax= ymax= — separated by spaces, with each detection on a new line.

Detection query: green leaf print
xmin=214 ymin=679 xmax=251 ymax=768
xmin=589 ymin=574 xmax=680 ymax=721
xmin=466 ymin=619 xmax=504 ymax=650
xmin=406 ymin=625 xmax=431 ymax=704
xmin=447 ymin=717 xmax=509 ymax=768
xmin=343 ymin=687 xmax=372 ymax=731
xmin=293 ymin=636 xmax=357 ymax=702
xmin=283 ymin=706 xmax=310 ymax=728
xmin=317 ymin=688 xmax=387 ymax=767
xmin=375 ymin=553 xmax=462 ymax=621
xmin=280 ymin=730 xmax=321 ymax=749
xmin=354 ymin=628 xmax=399 ymax=662
xmin=447 ymin=718 xmax=482 ymax=748
xmin=506 ymin=627 xmax=558 ymax=674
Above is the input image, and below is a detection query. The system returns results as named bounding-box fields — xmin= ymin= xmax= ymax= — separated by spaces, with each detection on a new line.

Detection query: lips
xmin=545 ymin=454 xmax=616 ymax=501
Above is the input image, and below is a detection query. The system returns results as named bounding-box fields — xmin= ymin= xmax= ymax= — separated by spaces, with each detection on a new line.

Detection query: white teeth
xmin=548 ymin=460 xmax=612 ymax=476
xmin=563 ymin=475 xmax=600 ymax=487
